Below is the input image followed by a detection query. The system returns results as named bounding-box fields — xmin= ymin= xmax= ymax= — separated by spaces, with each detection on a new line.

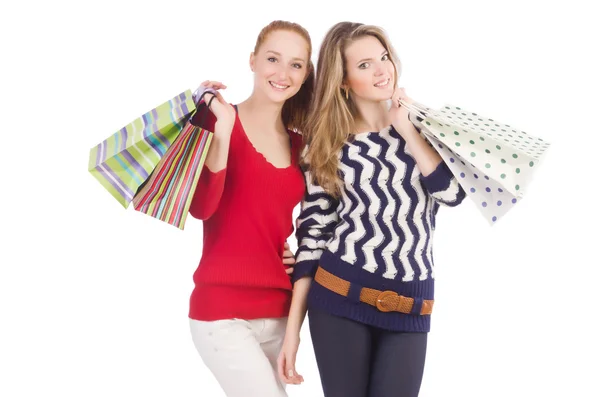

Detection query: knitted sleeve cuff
xmin=420 ymin=161 xmax=454 ymax=194
xmin=188 ymin=165 xmax=227 ymax=220
xmin=291 ymin=259 xmax=320 ymax=284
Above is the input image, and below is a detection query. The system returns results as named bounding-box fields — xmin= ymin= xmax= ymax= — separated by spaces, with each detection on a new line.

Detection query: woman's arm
xmin=188 ymin=82 xmax=237 ymax=220
xmin=392 ymin=89 xmax=466 ymax=207
xmin=278 ymin=167 xmax=340 ymax=384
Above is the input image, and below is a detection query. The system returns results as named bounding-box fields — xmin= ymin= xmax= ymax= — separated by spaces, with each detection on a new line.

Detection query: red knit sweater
xmin=188 ymin=106 xmax=305 ymax=321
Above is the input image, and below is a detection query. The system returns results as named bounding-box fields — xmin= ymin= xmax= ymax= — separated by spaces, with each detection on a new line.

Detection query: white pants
xmin=190 ymin=317 xmax=288 ymax=397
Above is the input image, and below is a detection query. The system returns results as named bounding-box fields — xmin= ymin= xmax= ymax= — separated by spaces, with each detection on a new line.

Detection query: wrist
xmin=214 ymin=120 xmax=234 ymax=136
xmin=284 ymin=326 xmax=301 ymax=338
xmin=393 ymin=119 xmax=415 ymax=136
xmin=284 ymin=332 xmax=300 ymax=342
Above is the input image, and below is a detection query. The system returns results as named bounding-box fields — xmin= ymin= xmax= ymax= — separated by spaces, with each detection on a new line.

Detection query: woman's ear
xmin=249 ymin=52 xmax=255 ymax=72
xmin=302 ymin=63 xmax=313 ymax=84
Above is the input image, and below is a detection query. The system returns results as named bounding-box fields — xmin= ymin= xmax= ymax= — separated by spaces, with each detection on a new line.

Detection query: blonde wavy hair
xmin=303 ymin=22 xmax=400 ymax=197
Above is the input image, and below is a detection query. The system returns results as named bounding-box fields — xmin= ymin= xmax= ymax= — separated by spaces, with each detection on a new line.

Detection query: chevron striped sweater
xmin=292 ymin=125 xmax=466 ymax=332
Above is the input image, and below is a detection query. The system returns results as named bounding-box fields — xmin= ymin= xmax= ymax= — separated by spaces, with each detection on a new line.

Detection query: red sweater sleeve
xmin=189 ymin=165 xmax=227 ymax=220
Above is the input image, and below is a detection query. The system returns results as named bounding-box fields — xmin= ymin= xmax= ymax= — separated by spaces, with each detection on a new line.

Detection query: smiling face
xmin=250 ymin=29 xmax=310 ymax=104
xmin=343 ymin=35 xmax=397 ymax=103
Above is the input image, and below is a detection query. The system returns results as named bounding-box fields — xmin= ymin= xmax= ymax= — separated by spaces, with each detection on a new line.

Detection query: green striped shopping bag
xmin=131 ymin=109 xmax=213 ymax=229
xmin=88 ymin=90 xmax=195 ymax=208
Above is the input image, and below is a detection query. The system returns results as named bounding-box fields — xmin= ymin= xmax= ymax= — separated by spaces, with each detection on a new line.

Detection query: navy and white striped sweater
xmin=292 ymin=125 xmax=465 ymax=332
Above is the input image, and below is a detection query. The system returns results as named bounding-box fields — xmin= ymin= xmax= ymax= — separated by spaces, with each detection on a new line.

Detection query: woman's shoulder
xmin=288 ymin=127 xmax=303 ymax=139
xmin=288 ymin=128 xmax=305 ymax=150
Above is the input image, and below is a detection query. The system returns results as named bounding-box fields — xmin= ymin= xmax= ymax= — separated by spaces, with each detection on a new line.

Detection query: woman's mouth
xmin=269 ymin=81 xmax=290 ymax=91
xmin=374 ymin=78 xmax=390 ymax=88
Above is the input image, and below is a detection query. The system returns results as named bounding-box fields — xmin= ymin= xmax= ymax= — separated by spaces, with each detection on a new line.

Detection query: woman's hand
xmin=198 ymin=80 xmax=236 ymax=135
xmin=390 ymin=87 xmax=416 ymax=137
xmin=283 ymin=242 xmax=296 ymax=275
xmin=277 ymin=332 xmax=304 ymax=385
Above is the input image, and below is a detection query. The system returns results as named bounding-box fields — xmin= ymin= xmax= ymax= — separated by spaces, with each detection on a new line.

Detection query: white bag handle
xmin=398 ymin=99 xmax=428 ymax=119
xmin=399 ymin=100 xmax=461 ymax=127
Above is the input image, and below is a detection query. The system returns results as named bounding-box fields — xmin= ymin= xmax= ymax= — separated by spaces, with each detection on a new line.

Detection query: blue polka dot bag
xmin=403 ymin=101 xmax=551 ymax=225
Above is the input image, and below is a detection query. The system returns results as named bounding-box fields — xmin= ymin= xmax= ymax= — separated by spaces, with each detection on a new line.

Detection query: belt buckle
xmin=375 ymin=290 xmax=399 ymax=312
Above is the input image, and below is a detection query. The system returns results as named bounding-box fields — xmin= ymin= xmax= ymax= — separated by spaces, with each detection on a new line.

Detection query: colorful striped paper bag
xmin=131 ymin=121 xmax=213 ymax=229
xmin=88 ymin=90 xmax=195 ymax=208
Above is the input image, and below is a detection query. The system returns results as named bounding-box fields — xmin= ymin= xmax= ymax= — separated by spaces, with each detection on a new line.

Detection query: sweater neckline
xmin=233 ymin=104 xmax=296 ymax=171
xmin=350 ymin=125 xmax=393 ymax=140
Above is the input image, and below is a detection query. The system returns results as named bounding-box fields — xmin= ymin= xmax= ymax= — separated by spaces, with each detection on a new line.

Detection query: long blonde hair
xmin=254 ymin=20 xmax=315 ymax=132
xmin=303 ymin=22 xmax=400 ymax=197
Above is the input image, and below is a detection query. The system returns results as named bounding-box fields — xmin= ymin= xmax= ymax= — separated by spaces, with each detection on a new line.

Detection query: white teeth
xmin=270 ymin=81 xmax=289 ymax=89
xmin=375 ymin=79 xmax=389 ymax=87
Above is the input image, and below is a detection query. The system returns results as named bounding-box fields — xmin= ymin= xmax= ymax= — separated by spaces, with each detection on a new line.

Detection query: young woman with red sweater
xmin=186 ymin=21 xmax=314 ymax=397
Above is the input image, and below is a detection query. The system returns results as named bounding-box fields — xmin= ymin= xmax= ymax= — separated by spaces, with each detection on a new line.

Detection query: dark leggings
xmin=308 ymin=308 xmax=428 ymax=397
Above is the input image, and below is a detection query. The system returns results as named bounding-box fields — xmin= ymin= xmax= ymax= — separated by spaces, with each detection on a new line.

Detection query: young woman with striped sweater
xmin=277 ymin=22 xmax=465 ymax=397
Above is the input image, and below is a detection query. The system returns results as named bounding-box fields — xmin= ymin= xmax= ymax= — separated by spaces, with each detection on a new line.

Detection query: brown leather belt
xmin=314 ymin=267 xmax=434 ymax=315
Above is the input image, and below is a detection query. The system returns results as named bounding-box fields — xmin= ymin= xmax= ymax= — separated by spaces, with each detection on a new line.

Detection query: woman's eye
xmin=292 ymin=63 xmax=303 ymax=69
xmin=359 ymin=62 xmax=369 ymax=69
xmin=268 ymin=57 xmax=277 ymax=62
xmin=382 ymin=54 xmax=389 ymax=61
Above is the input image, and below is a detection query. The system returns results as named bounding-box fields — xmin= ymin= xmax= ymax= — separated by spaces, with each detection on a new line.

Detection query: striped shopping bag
xmin=131 ymin=114 xmax=213 ymax=229
xmin=88 ymin=90 xmax=196 ymax=208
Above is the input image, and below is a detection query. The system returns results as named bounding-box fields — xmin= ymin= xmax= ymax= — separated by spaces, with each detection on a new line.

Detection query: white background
xmin=2 ymin=0 xmax=599 ymax=396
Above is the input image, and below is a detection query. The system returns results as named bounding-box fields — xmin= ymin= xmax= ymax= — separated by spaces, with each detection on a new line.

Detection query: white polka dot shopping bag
xmin=404 ymin=101 xmax=550 ymax=225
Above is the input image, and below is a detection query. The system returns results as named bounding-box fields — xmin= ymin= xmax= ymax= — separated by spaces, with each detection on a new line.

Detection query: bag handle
xmin=398 ymin=99 xmax=428 ymax=119
xmin=192 ymin=85 xmax=217 ymax=106
xmin=399 ymin=99 xmax=464 ymax=127
xmin=190 ymin=85 xmax=218 ymax=129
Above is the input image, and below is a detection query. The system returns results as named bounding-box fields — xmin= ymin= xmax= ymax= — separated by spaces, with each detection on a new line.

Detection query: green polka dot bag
xmin=403 ymin=101 xmax=550 ymax=225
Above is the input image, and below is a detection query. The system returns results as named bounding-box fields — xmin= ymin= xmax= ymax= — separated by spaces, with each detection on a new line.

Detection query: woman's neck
xmin=353 ymin=97 xmax=391 ymax=134
xmin=237 ymin=92 xmax=286 ymax=134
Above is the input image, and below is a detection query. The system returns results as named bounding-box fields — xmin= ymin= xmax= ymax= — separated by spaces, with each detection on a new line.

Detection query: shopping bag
xmin=88 ymin=90 xmax=196 ymax=208
xmin=404 ymin=101 xmax=550 ymax=224
xmin=131 ymin=100 xmax=214 ymax=230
